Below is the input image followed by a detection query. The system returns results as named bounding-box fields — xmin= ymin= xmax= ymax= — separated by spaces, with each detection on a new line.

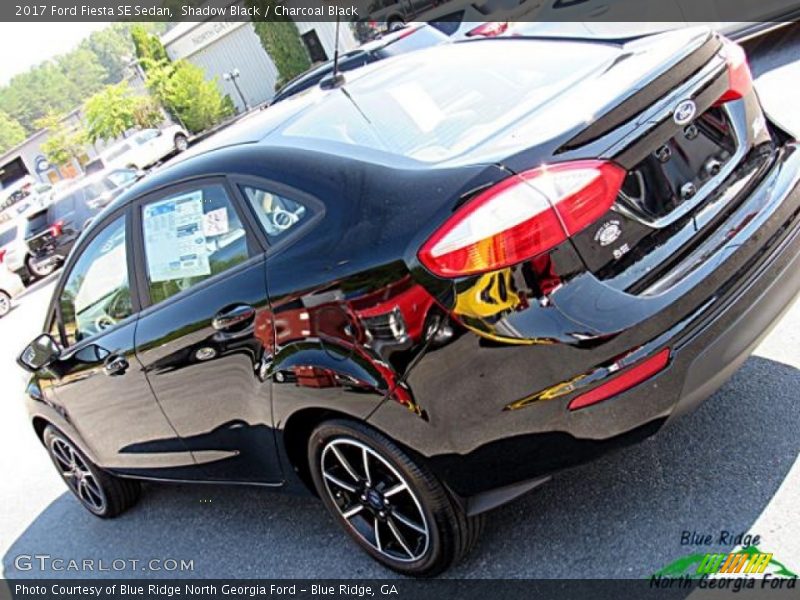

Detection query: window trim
xmin=229 ymin=174 xmax=326 ymax=257
xmin=47 ymin=206 xmax=139 ymax=350
xmin=131 ymin=176 xmax=262 ymax=312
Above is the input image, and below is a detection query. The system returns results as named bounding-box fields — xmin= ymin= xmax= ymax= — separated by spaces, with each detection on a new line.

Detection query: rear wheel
xmin=43 ymin=426 xmax=140 ymax=518
xmin=387 ymin=19 xmax=405 ymax=32
xmin=26 ymin=255 xmax=55 ymax=279
xmin=0 ymin=291 xmax=11 ymax=318
xmin=308 ymin=419 xmax=483 ymax=577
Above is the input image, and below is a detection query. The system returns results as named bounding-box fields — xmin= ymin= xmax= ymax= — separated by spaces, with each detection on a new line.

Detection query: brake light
xmin=467 ymin=22 xmax=509 ymax=37
xmin=49 ymin=220 xmax=63 ymax=237
xmin=568 ymin=348 xmax=671 ymax=411
xmin=0 ymin=249 xmax=5 ymax=263
xmin=418 ymin=160 xmax=625 ymax=278
xmin=715 ymin=40 xmax=752 ymax=105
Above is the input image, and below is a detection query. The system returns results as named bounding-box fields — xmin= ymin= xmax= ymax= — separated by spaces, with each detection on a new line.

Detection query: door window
xmin=241 ymin=185 xmax=309 ymax=243
xmin=59 ymin=216 xmax=131 ymax=346
xmin=141 ymin=184 xmax=250 ymax=305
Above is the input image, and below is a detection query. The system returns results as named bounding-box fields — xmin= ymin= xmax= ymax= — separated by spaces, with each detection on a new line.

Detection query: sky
xmin=0 ymin=22 xmax=111 ymax=85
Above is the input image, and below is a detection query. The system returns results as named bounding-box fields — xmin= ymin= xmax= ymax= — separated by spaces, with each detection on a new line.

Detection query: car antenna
xmin=327 ymin=14 xmax=346 ymax=89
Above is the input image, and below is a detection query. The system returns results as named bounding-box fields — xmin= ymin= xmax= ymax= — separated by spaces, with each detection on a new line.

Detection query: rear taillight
xmin=418 ymin=160 xmax=625 ymax=278
xmin=49 ymin=220 xmax=63 ymax=237
xmin=467 ymin=22 xmax=508 ymax=37
xmin=0 ymin=249 xmax=5 ymax=263
xmin=715 ymin=40 xmax=752 ymax=105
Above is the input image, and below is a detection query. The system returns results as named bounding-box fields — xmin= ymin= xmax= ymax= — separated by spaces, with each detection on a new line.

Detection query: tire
xmin=174 ymin=134 xmax=189 ymax=153
xmin=0 ymin=291 xmax=11 ymax=318
xmin=43 ymin=425 xmax=141 ymax=518
xmin=308 ymin=419 xmax=484 ymax=577
xmin=387 ymin=19 xmax=405 ymax=32
xmin=25 ymin=255 xmax=55 ymax=279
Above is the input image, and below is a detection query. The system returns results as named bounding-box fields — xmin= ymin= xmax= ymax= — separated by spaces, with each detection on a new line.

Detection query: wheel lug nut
xmin=360 ymin=494 xmax=367 ymax=502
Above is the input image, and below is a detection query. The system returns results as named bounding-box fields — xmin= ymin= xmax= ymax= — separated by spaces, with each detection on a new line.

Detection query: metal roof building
xmin=161 ymin=20 xmax=359 ymax=112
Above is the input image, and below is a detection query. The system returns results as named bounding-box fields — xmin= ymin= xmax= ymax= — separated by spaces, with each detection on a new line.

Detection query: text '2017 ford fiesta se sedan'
xmin=17 ymin=29 xmax=800 ymax=576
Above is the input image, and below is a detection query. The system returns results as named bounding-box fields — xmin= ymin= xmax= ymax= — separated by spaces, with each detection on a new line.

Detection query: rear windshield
xmin=25 ymin=211 xmax=49 ymax=236
xmin=0 ymin=227 xmax=17 ymax=247
xmin=282 ymin=41 xmax=616 ymax=162
xmin=429 ymin=15 xmax=465 ymax=36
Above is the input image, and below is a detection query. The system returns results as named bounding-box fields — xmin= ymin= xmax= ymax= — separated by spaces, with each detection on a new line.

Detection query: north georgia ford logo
xmin=673 ymin=99 xmax=697 ymax=125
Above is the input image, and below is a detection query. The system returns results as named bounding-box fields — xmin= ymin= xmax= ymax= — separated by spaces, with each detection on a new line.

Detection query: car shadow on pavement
xmin=3 ymin=356 xmax=799 ymax=579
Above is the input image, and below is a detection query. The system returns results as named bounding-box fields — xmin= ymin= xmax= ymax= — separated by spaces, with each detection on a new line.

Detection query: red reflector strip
xmin=568 ymin=348 xmax=671 ymax=411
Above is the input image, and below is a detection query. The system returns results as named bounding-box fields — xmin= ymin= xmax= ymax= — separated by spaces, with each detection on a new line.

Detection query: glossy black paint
xmin=22 ymin=33 xmax=800 ymax=510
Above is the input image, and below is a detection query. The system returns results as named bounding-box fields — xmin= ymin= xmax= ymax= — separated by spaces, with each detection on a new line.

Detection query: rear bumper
xmin=369 ymin=144 xmax=800 ymax=501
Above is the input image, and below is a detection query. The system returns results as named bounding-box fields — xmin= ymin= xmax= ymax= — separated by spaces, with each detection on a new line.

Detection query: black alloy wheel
xmin=309 ymin=419 xmax=483 ymax=577
xmin=43 ymin=426 xmax=141 ymax=518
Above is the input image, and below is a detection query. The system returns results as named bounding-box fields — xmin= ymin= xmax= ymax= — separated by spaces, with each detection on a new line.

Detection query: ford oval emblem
xmin=673 ymin=99 xmax=697 ymax=126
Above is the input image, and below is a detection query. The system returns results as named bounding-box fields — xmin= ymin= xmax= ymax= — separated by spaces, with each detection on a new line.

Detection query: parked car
xmin=0 ymin=221 xmax=32 ymax=284
xmin=364 ymin=0 xmax=442 ymax=31
xmin=271 ymin=24 xmax=449 ymax=103
xmin=424 ymin=0 xmax=538 ymax=39
xmin=0 ymin=263 xmax=24 ymax=318
xmin=85 ymin=125 xmax=189 ymax=175
xmin=22 ymin=168 xmax=140 ymax=278
xmin=17 ymin=30 xmax=800 ymax=577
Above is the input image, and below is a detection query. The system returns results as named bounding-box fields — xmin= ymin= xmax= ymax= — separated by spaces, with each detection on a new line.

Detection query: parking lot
xmin=0 ymin=26 xmax=799 ymax=579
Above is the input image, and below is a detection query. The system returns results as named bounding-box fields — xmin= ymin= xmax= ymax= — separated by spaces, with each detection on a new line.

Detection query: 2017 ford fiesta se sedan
xmin=17 ymin=29 xmax=800 ymax=576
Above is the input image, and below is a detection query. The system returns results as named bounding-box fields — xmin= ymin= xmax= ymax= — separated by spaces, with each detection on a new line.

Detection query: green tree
xmin=85 ymin=81 xmax=165 ymax=143
xmin=36 ymin=113 xmax=88 ymax=169
xmin=144 ymin=60 xmax=232 ymax=133
xmin=131 ymin=24 xmax=169 ymax=73
xmin=0 ymin=111 xmax=26 ymax=153
xmin=58 ymin=48 xmax=108 ymax=97
xmin=245 ymin=3 xmax=311 ymax=88
xmin=84 ymin=82 xmax=137 ymax=142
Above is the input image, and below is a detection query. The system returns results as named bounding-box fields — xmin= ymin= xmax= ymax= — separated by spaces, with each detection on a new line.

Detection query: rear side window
xmin=241 ymin=185 xmax=309 ymax=243
xmin=142 ymin=184 xmax=250 ymax=305
xmin=25 ymin=211 xmax=49 ymax=236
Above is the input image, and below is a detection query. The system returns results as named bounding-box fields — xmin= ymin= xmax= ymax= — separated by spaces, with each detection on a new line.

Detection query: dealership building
xmin=161 ymin=20 xmax=358 ymax=112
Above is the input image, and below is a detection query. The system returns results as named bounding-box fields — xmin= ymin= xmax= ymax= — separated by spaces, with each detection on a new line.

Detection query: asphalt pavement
xmin=0 ymin=25 xmax=798 ymax=579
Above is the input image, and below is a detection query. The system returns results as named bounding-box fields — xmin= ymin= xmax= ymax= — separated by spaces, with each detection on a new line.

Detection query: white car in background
xmin=0 ymin=260 xmax=25 ymax=318
xmin=86 ymin=125 xmax=189 ymax=174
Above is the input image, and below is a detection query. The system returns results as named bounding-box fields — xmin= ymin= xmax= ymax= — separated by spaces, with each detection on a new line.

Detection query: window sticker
xmin=203 ymin=206 xmax=230 ymax=237
xmin=144 ymin=190 xmax=211 ymax=283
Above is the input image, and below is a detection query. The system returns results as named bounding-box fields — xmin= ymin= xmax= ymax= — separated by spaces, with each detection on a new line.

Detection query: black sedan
xmin=18 ymin=29 xmax=800 ymax=577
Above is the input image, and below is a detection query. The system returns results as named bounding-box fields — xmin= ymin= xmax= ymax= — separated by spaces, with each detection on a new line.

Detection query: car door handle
xmin=212 ymin=304 xmax=256 ymax=331
xmin=103 ymin=355 xmax=129 ymax=376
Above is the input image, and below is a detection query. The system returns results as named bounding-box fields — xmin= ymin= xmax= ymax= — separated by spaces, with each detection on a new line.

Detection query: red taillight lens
xmin=418 ymin=160 xmax=625 ymax=278
xmin=0 ymin=249 xmax=5 ymax=263
xmin=467 ymin=22 xmax=509 ymax=37
xmin=568 ymin=348 xmax=671 ymax=411
xmin=715 ymin=40 xmax=752 ymax=105
xmin=49 ymin=220 xmax=63 ymax=237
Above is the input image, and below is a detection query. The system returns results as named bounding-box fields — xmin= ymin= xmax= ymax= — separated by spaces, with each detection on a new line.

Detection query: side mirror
xmin=18 ymin=334 xmax=61 ymax=372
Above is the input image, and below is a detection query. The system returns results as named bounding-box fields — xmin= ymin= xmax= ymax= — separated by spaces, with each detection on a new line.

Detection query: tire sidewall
xmin=308 ymin=420 xmax=450 ymax=575
xmin=43 ymin=426 xmax=110 ymax=517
